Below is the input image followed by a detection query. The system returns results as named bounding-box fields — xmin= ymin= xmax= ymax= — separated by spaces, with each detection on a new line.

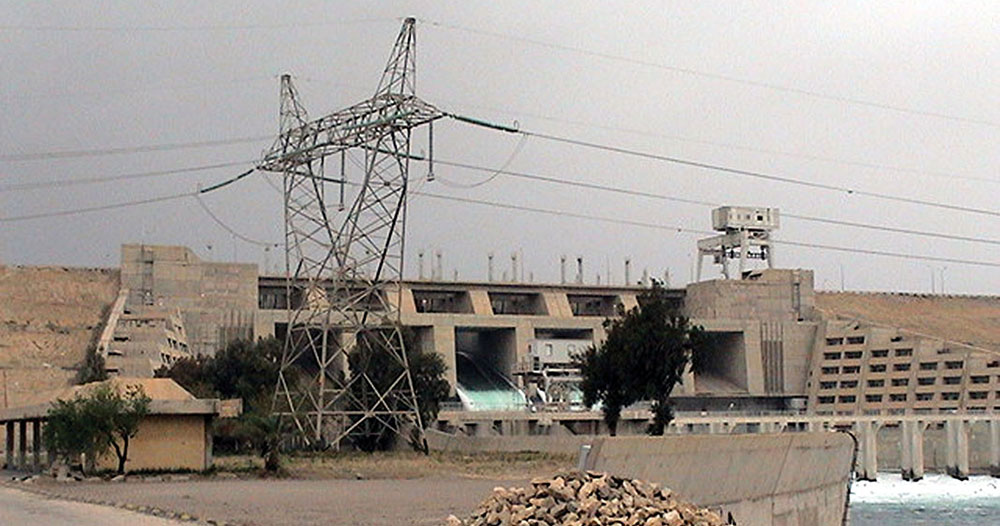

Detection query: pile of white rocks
xmin=447 ymin=470 xmax=727 ymax=526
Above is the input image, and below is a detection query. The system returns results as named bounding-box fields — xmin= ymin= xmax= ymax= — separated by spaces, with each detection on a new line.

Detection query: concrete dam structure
xmin=107 ymin=244 xmax=1000 ymax=419
xmin=4 ymin=242 xmax=1000 ymax=483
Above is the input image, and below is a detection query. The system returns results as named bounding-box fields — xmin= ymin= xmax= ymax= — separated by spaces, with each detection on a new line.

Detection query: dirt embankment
xmin=816 ymin=291 xmax=1000 ymax=352
xmin=0 ymin=266 xmax=119 ymax=408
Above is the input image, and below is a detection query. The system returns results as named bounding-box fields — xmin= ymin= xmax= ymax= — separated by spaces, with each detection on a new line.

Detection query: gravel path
xmin=32 ymin=476 xmax=527 ymax=526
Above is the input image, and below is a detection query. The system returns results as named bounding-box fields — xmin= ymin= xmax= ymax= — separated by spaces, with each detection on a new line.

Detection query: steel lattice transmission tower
xmin=258 ymin=18 xmax=443 ymax=448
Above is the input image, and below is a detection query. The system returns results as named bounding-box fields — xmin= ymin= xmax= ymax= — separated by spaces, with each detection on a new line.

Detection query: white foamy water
xmin=851 ymin=472 xmax=1000 ymax=504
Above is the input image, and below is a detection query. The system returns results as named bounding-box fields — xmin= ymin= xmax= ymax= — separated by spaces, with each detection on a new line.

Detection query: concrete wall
xmin=684 ymin=269 xmax=815 ymax=322
xmin=427 ymin=430 xmax=854 ymax=526
xmin=876 ymin=422 xmax=997 ymax=473
xmin=97 ymin=414 xmax=210 ymax=472
xmin=686 ymin=270 xmax=821 ymax=398
xmin=808 ymin=318 xmax=1000 ymax=415
xmin=585 ymin=433 xmax=854 ymax=526
xmin=121 ymin=244 xmax=257 ymax=356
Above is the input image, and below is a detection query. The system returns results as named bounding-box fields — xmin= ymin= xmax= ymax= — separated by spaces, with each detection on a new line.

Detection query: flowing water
xmin=849 ymin=473 xmax=1000 ymax=525
xmin=454 ymin=352 xmax=527 ymax=411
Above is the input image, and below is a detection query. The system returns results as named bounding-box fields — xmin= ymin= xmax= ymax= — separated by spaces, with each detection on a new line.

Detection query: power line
xmin=421 ymin=18 xmax=999 ymax=128
xmin=0 ymin=160 xmax=253 ymax=191
xmin=0 ymin=191 xmax=193 ymax=222
xmin=433 ymin=159 xmax=1000 ymax=246
xmin=0 ymin=168 xmax=255 ymax=222
xmin=410 ymin=190 xmax=1000 ymax=269
xmin=4 ymin=129 xmax=993 ymax=245
xmin=194 ymin=194 xmax=278 ymax=248
xmin=440 ymin=100 xmax=999 ymax=186
xmin=2 ymin=75 xmax=273 ymax=102
xmin=433 ymin=135 xmax=529 ymax=189
xmin=521 ymin=128 xmax=1000 ymax=218
xmin=298 ymin=75 xmax=999 ymax=186
xmin=219 ymin=169 xmax=1000 ymax=268
xmin=0 ymin=18 xmax=395 ymax=32
xmin=0 ymin=135 xmax=269 ymax=162
xmin=444 ymin=115 xmax=1000 ymax=218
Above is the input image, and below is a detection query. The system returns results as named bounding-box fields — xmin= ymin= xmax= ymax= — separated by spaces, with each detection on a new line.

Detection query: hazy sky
xmin=1 ymin=2 xmax=997 ymax=294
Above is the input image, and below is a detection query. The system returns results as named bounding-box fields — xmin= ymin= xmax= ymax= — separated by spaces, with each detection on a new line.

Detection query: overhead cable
xmin=298 ymin=75 xmax=998 ymax=185
xmin=446 ymin=113 xmax=1000 ymax=218
xmin=521 ymin=130 xmax=1000 ymax=218
xmin=434 ymin=135 xmax=529 ymax=188
xmin=0 ymin=168 xmax=255 ymax=222
xmin=194 ymin=194 xmax=278 ymax=248
xmin=1 ymin=136 xmax=269 ymax=162
xmin=0 ymin=18 xmax=395 ymax=32
xmin=432 ymin=158 xmax=1000 ymax=246
xmin=441 ymin=101 xmax=998 ymax=186
xmin=257 ymin=168 xmax=1000 ymax=268
xmin=0 ymin=192 xmax=193 ymax=222
xmin=0 ymin=160 xmax=253 ymax=191
xmin=410 ymin=190 xmax=1000 ymax=269
xmin=422 ymin=18 xmax=998 ymax=128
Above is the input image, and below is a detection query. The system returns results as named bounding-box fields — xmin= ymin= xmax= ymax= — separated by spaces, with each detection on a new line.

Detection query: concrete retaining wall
xmin=585 ymin=433 xmax=854 ymax=526
xmin=429 ymin=430 xmax=854 ymax=526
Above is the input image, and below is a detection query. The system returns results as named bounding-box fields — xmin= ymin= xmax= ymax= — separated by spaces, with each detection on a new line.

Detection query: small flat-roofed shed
xmin=1 ymin=378 xmax=220 ymax=473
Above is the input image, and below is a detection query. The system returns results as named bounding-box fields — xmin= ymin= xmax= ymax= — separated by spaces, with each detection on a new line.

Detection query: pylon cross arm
xmin=259 ymin=95 xmax=442 ymax=172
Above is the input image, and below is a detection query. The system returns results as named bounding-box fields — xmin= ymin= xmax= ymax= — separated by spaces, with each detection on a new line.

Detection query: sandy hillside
xmin=0 ymin=265 xmax=119 ymax=408
xmin=816 ymin=291 xmax=1000 ymax=353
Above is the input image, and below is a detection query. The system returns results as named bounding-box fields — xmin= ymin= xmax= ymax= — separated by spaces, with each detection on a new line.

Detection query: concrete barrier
xmin=429 ymin=430 xmax=855 ymax=526
xmin=585 ymin=433 xmax=854 ymax=526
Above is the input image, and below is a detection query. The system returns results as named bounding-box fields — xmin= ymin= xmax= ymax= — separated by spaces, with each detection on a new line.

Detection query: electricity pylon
xmin=259 ymin=18 xmax=443 ymax=448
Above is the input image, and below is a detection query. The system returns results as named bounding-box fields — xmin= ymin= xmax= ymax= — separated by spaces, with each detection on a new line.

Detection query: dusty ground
xmin=0 ymin=265 xmax=119 ymax=407
xmin=27 ymin=452 xmax=573 ymax=526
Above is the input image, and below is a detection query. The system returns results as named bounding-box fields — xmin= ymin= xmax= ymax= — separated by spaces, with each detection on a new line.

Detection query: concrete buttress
xmin=991 ymin=420 xmax=1000 ymax=478
xmin=900 ymin=420 xmax=926 ymax=481
xmin=857 ymin=420 xmax=879 ymax=481
xmin=945 ymin=419 xmax=970 ymax=480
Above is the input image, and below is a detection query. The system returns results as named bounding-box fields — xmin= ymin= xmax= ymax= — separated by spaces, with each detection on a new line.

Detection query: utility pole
xmin=259 ymin=18 xmax=442 ymax=448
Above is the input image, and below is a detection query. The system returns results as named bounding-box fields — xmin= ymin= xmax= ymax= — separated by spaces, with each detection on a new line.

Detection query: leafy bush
xmin=45 ymin=383 xmax=150 ymax=474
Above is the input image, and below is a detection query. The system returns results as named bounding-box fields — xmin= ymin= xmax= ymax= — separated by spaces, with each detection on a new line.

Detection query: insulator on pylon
xmin=426 ymin=120 xmax=435 ymax=182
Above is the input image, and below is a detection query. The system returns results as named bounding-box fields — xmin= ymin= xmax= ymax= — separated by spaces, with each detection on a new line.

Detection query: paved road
xmin=0 ymin=485 xmax=181 ymax=526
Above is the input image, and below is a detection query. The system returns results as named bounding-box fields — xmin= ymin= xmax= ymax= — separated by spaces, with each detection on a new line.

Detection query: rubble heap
xmin=447 ymin=470 xmax=727 ymax=526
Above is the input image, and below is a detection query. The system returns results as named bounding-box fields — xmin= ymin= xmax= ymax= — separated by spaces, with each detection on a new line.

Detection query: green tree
xmin=44 ymin=395 xmax=100 ymax=471
xmin=153 ymin=355 xmax=214 ymax=398
xmin=155 ymin=337 xmax=290 ymax=471
xmin=208 ymin=337 xmax=282 ymax=413
xmin=155 ymin=337 xmax=284 ymax=414
xmin=577 ymin=281 xmax=704 ymax=436
xmin=347 ymin=327 xmax=450 ymax=452
xmin=45 ymin=383 xmax=151 ymax=474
